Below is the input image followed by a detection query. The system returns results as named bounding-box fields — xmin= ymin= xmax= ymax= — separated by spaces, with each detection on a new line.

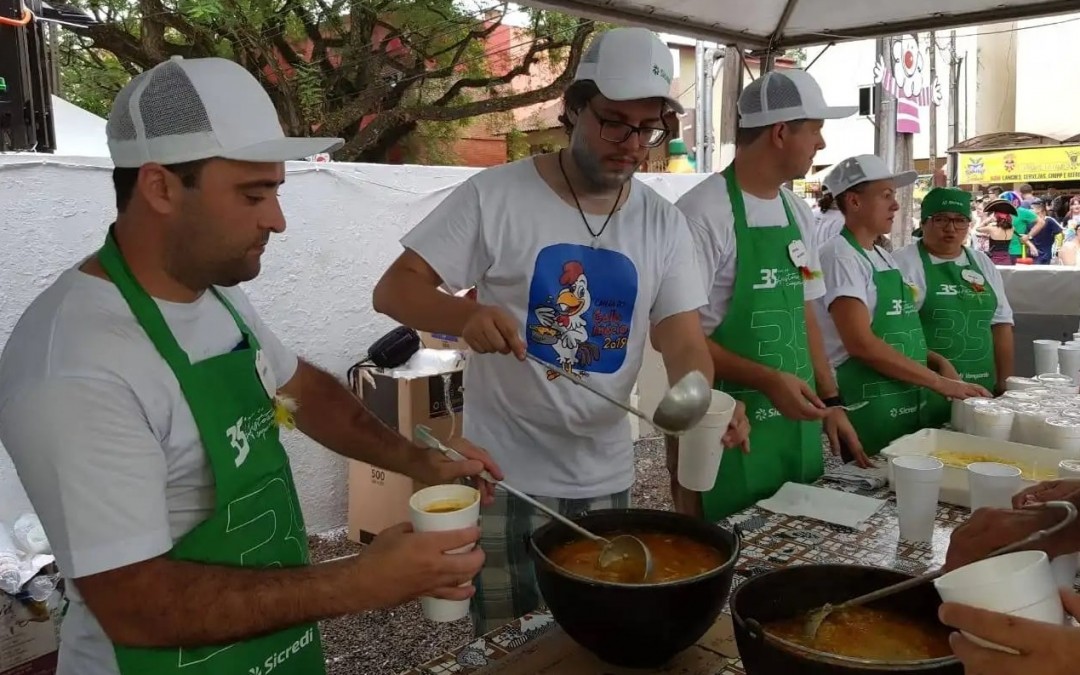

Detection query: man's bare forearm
xmin=86 ymin=556 xmax=370 ymax=648
xmin=804 ymin=304 xmax=838 ymax=398
xmin=373 ymin=266 xmax=477 ymax=336
xmin=705 ymin=340 xmax=777 ymax=390
xmin=289 ymin=360 xmax=427 ymax=476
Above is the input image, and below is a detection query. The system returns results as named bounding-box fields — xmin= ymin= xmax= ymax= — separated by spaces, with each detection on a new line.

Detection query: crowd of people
xmin=0 ymin=27 xmax=1076 ymax=675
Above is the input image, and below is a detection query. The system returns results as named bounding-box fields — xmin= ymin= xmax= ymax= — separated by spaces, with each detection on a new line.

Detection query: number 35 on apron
xmin=99 ymin=228 xmax=325 ymax=675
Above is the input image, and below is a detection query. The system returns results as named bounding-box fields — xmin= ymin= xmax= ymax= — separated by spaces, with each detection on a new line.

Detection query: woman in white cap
xmin=815 ymin=155 xmax=991 ymax=458
xmin=894 ymin=188 xmax=1014 ymax=422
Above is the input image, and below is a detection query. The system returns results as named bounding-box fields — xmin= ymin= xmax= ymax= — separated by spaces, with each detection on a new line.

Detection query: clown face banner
xmin=873 ymin=34 xmax=943 ymax=134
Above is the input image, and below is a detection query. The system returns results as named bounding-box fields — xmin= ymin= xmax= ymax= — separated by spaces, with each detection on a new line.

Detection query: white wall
xmin=1016 ymin=13 xmax=1080 ymax=138
xmin=0 ymin=156 xmax=707 ymax=533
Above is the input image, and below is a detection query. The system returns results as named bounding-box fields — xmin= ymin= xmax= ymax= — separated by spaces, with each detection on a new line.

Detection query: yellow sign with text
xmin=958 ymin=146 xmax=1080 ymax=184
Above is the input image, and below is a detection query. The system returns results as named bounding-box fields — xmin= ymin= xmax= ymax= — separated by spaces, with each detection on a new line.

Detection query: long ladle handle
xmin=413 ymin=425 xmax=608 ymax=545
xmin=840 ymin=500 xmax=1079 ymax=609
xmin=522 ymin=353 xmax=671 ymax=434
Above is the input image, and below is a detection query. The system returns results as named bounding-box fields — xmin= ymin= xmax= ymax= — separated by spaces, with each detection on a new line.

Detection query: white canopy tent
xmin=518 ymin=0 xmax=1079 ymax=49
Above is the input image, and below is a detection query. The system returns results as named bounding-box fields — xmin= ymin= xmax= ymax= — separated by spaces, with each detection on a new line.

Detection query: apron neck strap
xmin=722 ymin=163 xmax=798 ymax=231
xmin=841 ymin=227 xmax=877 ymax=264
xmin=98 ymin=226 xmax=256 ymax=370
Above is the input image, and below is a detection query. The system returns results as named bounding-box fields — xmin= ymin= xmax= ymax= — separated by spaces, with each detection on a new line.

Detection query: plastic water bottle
xmin=13 ymin=513 xmax=50 ymax=555
xmin=0 ymin=523 xmax=22 ymax=595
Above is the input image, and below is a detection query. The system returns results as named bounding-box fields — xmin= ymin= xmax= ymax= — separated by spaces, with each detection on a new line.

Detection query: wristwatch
xmin=822 ymin=395 xmax=845 ymax=408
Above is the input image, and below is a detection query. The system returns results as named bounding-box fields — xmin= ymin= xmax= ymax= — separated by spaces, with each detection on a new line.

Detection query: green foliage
xmin=505 ymin=127 xmax=529 ymax=161
xmin=58 ymin=0 xmax=594 ymax=162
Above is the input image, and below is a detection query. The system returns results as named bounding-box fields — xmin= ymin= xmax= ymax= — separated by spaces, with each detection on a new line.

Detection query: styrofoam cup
xmin=1051 ymin=553 xmax=1080 ymax=590
xmin=1044 ymin=418 xmax=1080 ymax=458
xmin=1037 ymin=373 xmax=1074 ymax=387
xmin=1059 ymin=346 xmax=1080 ymax=385
xmin=950 ymin=398 xmax=967 ymax=432
xmin=1005 ymin=376 xmax=1041 ymax=391
xmin=891 ymin=455 xmax=943 ymax=543
xmin=960 ymin=397 xmax=996 ymax=435
xmin=935 ymin=551 xmax=1064 ymax=652
xmin=408 ymin=484 xmax=481 ymax=622
xmin=677 ymin=390 xmax=737 ymax=492
xmin=971 ymin=406 xmax=1014 ymax=441
xmin=1009 ymin=403 xmax=1048 ymax=446
xmin=966 ymin=462 xmax=1022 ymax=511
xmin=1059 ymin=459 xmax=1080 ymax=478
xmin=1035 ymin=340 xmax=1063 ymax=375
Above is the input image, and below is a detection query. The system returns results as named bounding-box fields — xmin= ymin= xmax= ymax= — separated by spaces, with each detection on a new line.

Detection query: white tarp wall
xmin=0 ymin=156 xmax=706 ymax=532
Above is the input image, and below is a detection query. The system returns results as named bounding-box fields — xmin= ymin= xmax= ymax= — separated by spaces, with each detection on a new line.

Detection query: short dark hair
xmin=835 ymin=182 xmax=868 ymax=215
xmin=735 ymin=119 xmax=806 ymax=147
xmin=112 ymin=159 xmax=208 ymax=212
xmin=558 ymin=80 xmax=601 ymax=134
xmin=1019 ymin=183 xmax=1033 ymax=194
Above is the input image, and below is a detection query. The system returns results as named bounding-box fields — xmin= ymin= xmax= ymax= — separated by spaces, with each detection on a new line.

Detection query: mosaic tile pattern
xmin=404 ymin=458 xmax=975 ymax=675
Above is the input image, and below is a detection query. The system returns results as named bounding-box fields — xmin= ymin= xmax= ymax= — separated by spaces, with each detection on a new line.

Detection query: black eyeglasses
xmin=929 ymin=215 xmax=971 ymax=230
xmin=587 ymin=104 xmax=669 ymax=148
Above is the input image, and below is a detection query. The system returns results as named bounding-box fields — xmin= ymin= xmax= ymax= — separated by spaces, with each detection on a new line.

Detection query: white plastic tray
xmin=880 ymin=428 xmax=1064 ymax=509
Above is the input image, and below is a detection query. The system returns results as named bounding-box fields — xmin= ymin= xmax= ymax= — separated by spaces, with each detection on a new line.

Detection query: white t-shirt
xmin=814 ymin=209 xmax=846 ymax=251
xmin=401 ymin=158 xmax=706 ymax=498
xmin=815 ymin=235 xmax=909 ymax=369
xmin=0 ymin=266 xmax=297 ymax=675
xmin=892 ymin=244 xmax=1014 ymax=326
xmin=675 ymin=173 xmax=826 ymax=334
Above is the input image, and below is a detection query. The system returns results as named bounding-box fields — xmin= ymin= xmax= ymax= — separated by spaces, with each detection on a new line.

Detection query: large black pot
xmin=528 ymin=508 xmax=740 ymax=669
xmin=730 ymin=564 xmax=962 ymax=674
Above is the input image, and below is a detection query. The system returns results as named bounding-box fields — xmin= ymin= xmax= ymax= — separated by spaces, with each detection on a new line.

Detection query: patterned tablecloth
xmin=404 ymin=458 xmax=972 ymax=675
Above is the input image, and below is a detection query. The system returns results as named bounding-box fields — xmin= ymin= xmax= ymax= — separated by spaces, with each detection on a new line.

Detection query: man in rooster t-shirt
xmin=372 ymin=27 xmax=749 ymax=635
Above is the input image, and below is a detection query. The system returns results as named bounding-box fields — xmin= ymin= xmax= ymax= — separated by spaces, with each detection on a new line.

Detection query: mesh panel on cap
xmin=106 ymin=71 xmax=147 ymax=141
xmin=832 ymin=158 xmax=870 ymax=190
xmin=138 ymin=61 xmax=214 ymax=139
xmin=581 ymin=34 xmax=602 ymax=64
xmin=741 ymin=74 xmax=805 ymax=114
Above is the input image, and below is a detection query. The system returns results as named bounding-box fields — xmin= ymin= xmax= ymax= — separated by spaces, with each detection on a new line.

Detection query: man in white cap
xmin=675 ymin=68 xmax=868 ymax=522
xmin=374 ymin=27 xmax=750 ymax=634
xmin=0 ymin=56 xmax=500 ymax=675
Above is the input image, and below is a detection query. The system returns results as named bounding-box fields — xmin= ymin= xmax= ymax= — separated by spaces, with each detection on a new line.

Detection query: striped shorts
xmin=469 ymin=487 xmax=631 ymax=636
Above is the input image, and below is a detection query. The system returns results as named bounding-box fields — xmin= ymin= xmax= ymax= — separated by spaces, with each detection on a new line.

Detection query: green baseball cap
xmin=921 ymin=188 xmax=972 ymax=222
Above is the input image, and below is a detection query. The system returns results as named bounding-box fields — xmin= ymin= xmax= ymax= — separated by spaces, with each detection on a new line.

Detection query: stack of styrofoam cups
xmin=971 ymin=405 xmax=1015 ymax=441
xmin=1059 ymin=345 xmax=1080 ymax=385
xmin=891 ymin=456 xmax=943 ymax=543
xmin=1005 ymin=376 xmax=1041 ymax=391
xmin=408 ymin=484 xmax=481 ymax=622
xmin=935 ymin=551 xmax=1065 ymax=653
xmin=677 ymin=390 xmax=737 ymax=492
xmin=1037 ymin=373 xmax=1076 ymax=388
xmin=1008 ymin=402 xmax=1048 ymax=446
xmin=967 ymin=462 xmax=1022 ymax=511
xmin=958 ymin=397 xmax=996 ymax=436
xmin=1034 ymin=340 xmax=1063 ymax=375
xmin=1058 ymin=459 xmax=1080 ymax=478
xmin=1043 ymin=417 xmax=1080 ymax=458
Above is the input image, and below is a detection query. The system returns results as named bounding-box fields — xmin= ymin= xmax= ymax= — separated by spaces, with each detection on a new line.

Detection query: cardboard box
xmin=1 ymin=575 xmax=66 ymax=675
xmin=347 ymin=363 xmax=465 ymax=544
xmin=417 ymin=330 xmax=468 ymax=351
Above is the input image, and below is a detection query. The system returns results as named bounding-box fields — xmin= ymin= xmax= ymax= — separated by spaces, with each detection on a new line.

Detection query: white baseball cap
xmin=107 ymin=56 xmax=344 ymax=168
xmin=823 ymin=154 xmax=918 ymax=196
xmin=738 ymin=69 xmax=857 ymax=128
xmin=574 ymin=28 xmax=684 ymax=114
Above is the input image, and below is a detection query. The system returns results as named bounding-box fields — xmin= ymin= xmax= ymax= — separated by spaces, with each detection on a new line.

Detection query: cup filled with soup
xmin=408 ymin=484 xmax=481 ymax=622
xmin=529 ymin=508 xmax=740 ymax=668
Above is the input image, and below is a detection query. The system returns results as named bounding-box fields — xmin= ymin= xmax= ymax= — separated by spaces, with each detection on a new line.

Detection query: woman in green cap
xmin=816 ymin=157 xmax=991 ymax=458
xmin=895 ymin=188 xmax=1015 ymax=426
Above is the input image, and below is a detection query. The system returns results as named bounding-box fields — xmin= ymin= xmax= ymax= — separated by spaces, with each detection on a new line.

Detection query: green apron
xmin=917 ymin=242 xmax=998 ymax=427
xmin=834 ymin=229 xmax=929 ymax=456
xmin=99 ymin=229 xmax=325 ymax=675
xmin=703 ymin=166 xmax=823 ymax=521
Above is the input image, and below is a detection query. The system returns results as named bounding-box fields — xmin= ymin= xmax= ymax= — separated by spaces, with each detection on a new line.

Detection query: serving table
xmin=402 ymin=460 xmax=972 ymax=675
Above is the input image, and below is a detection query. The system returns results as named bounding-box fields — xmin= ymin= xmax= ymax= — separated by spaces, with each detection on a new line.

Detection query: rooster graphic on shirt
xmin=526 ymin=244 xmax=637 ymax=380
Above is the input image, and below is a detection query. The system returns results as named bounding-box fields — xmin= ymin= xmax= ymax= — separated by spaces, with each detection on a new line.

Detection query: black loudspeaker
xmin=0 ymin=0 xmax=56 ymax=152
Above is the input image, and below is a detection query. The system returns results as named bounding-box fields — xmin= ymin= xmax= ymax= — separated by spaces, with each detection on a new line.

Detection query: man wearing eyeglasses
xmin=895 ymin=188 xmax=1015 ymax=414
xmin=373 ymin=27 xmax=750 ymax=634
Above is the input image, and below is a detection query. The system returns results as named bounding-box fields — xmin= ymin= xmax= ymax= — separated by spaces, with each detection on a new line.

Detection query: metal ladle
xmin=414 ymin=425 xmax=653 ymax=583
xmin=523 ymin=352 xmax=711 ymax=435
xmin=802 ymin=500 xmax=1079 ymax=640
